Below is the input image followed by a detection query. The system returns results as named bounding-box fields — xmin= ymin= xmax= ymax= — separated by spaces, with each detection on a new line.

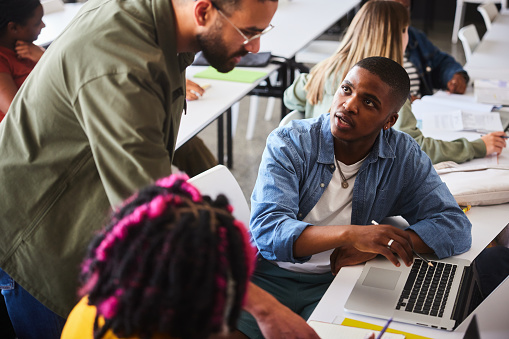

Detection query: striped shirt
xmin=404 ymin=54 xmax=421 ymax=98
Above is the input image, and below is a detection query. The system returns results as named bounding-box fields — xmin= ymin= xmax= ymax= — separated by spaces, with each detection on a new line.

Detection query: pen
xmin=375 ymin=317 xmax=393 ymax=339
xmin=371 ymin=220 xmax=433 ymax=267
xmin=480 ymin=134 xmax=509 ymax=139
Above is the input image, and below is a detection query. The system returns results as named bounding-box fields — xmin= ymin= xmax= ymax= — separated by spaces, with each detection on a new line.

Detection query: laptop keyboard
xmin=396 ymin=259 xmax=457 ymax=317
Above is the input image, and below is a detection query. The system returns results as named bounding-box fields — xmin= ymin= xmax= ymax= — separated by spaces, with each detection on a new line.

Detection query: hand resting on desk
xmin=327 ymin=225 xmax=434 ymax=275
xmin=185 ymin=78 xmax=206 ymax=100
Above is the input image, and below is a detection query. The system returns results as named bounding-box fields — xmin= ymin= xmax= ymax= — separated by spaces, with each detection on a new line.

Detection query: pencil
xmin=375 ymin=317 xmax=393 ymax=339
xmin=371 ymin=220 xmax=433 ymax=267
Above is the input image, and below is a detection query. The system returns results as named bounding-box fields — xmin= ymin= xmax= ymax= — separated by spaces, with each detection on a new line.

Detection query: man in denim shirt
xmin=236 ymin=57 xmax=471 ymax=338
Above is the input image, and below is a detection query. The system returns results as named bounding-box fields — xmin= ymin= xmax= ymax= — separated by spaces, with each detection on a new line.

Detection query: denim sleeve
xmin=250 ymin=129 xmax=312 ymax=263
xmin=415 ymin=29 xmax=466 ymax=89
xmin=396 ymin=142 xmax=472 ymax=259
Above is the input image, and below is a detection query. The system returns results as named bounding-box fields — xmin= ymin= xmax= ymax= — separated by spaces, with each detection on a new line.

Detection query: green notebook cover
xmin=193 ymin=66 xmax=268 ymax=83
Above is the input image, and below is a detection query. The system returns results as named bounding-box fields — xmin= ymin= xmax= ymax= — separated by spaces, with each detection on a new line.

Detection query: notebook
xmin=344 ymin=255 xmax=483 ymax=331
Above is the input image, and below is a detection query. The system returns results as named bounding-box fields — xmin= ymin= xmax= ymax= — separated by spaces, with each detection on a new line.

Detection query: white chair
xmin=279 ymin=110 xmax=305 ymax=128
xmin=477 ymin=2 xmax=499 ymax=31
xmin=458 ymin=24 xmax=480 ymax=62
xmin=188 ymin=165 xmax=250 ymax=228
xmin=451 ymin=0 xmax=507 ymax=43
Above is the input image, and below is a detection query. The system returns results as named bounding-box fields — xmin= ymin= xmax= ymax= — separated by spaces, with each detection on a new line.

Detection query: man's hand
xmin=344 ymin=224 xmax=414 ymax=267
xmin=330 ymin=245 xmax=376 ymax=275
xmin=185 ymin=79 xmax=206 ymax=101
xmin=481 ymin=131 xmax=507 ymax=155
xmin=15 ymin=41 xmax=45 ymax=63
xmin=447 ymin=72 xmax=467 ymax=94
xmin=244 ymin=283 xmax=320 ymax=339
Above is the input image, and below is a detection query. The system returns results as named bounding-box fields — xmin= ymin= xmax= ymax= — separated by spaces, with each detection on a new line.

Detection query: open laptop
xmin=344 ymin=254 xmax=484 ymax=331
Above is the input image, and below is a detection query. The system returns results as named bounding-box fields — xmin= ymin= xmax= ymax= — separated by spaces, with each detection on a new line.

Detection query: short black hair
xmin=354 ymin=56 xmax=410 ymax=112
xmin=0 ymin=0 xmax=41 ymax=30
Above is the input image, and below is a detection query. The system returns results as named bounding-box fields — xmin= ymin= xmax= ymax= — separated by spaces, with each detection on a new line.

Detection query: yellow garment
xmin=61 ymin=296 xmax=170 ymax=339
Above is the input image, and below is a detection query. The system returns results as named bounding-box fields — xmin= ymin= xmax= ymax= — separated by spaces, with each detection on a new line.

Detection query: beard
xmin=196 ymin=22 xmax=248 ymax=73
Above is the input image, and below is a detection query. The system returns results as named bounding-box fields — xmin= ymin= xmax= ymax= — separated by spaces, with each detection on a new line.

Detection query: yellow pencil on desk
xmin=371 ymin=220 xmax=433 ymax=267
xmin=461 ymin=205 xmax=471 ymax=213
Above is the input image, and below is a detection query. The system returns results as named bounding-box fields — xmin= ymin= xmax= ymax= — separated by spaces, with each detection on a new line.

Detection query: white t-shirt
xmin=272 ymin=156 xmax=365 ymax=273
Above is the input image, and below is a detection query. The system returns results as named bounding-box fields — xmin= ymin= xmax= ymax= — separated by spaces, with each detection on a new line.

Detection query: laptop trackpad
xmin=362 ymin=267 xmax=401 ymax=290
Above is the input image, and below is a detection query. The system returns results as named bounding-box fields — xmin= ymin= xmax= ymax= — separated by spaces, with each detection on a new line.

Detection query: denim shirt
xmin=407 ymin=26 xmax=468 ymax=96
xmin=250 ymin=114 xmax=471 ymax=264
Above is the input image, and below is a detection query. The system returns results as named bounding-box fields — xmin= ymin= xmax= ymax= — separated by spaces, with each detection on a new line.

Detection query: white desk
xmin=308 ymin=203 xmax=509 ymax=339
xmin=464 ymin=13 xmax=509 ymax=81
xmin=35 ymin=3 xmax=84 ymax=47
xmin=179 ymin=63 xmax=281 ymax=166
xmin=260 ymin=0 xmax=360 ymax=59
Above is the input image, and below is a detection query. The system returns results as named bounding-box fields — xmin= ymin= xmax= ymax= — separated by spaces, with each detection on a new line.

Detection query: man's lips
xmin=335 ymin=112 xmax=354 ymax=128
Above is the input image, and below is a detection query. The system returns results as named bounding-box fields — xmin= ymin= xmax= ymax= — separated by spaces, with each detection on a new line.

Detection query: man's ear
xmin=194 ymin=0 xmax=214 ymax=27
xmin=384 ymin=113 xmax=399 ymax=130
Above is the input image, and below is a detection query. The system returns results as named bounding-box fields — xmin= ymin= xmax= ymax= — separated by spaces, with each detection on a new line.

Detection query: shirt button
xmin=330 ymin=165 xmax=334 ymax=169
xmin=298 ymin=213 xmax=302 ymax=218
xmin=320 ymin=183 xmax=325 ymax=188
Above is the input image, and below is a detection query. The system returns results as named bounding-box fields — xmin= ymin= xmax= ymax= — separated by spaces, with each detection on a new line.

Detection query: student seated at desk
xmin=236 ymin=56 xmax=472 ymax=338
xmin=284 ymin=0 xmax=506 ymax=164
xmin=389 ymin=0 xmax=470 ymax=100
xmin=0 ymin=0 xmax=45 ymax=122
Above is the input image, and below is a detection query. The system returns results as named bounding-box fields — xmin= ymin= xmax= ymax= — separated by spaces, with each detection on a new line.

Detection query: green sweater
xmin=283 ymin=72 xmax=486 ymax=164
xmin=0 ymin=0 xmax=194 ymax=317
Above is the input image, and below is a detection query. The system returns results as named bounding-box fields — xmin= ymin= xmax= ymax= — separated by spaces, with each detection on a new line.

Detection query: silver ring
xmin=387 ymin=239 xmax=394 ymax=249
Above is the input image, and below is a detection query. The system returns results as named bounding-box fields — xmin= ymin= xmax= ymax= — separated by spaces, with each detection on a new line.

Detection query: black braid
xmin=79 ymin=175 xmax=254 ymax=339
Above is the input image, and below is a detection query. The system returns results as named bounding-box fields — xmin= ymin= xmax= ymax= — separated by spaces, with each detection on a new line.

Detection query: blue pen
xmin=480 ymin=134 xmax=509 ymax=139
xmin=375 ymin=318 xmax=393 ymax=339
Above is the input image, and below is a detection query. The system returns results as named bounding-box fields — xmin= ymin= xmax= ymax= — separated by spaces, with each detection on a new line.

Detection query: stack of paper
xmin=411 ymin=92 xmax=503 ymax=132
xmin=474 ymin=79 xmax=509 ymax=105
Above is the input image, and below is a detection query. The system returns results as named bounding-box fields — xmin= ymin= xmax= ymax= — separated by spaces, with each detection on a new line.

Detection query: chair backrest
xmin=279 ymin=110 xmax=305 ymax=127
xmin=458 ymin=24 xmax=480 ymax=62
xmin=477 ymin=2 xmax=499 ymax=30
xmin=188 ymin=165 xmax=250 ymax=228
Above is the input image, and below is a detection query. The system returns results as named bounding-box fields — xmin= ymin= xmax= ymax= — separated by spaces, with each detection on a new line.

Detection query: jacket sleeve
xmin=250 ymin=128 xmax=312 ymax=263
xmin=396 ymin=140 xmax=472 ymax=258
xmin=74 ymin=73 xmax=173 ymax=207
xmin=393 ymin=99 xmax=486 ymax=164
xmin=413 ymin=28 xmax=468 ymax=89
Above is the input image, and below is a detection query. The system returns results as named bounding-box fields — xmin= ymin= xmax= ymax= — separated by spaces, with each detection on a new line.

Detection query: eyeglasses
xmin=211 ymin=2 xmax=274 ymax=45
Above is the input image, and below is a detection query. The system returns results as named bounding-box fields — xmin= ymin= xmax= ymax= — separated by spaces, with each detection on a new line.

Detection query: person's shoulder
xmin=387 ymin=128 xmax=422 ymax=155
xmin=270 ymin=114 xmax=328 ymax=149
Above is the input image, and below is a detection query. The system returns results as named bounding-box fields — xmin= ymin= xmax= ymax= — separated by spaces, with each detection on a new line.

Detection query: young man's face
xmin=330 ymin=66 xmax=399 ymax=146
xmin=197 ymin=0 xmax=277 ymax=73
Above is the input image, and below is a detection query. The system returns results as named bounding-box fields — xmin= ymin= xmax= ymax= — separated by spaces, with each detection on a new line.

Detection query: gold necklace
xmin=335 ymin=158 xmax=357 ymax=189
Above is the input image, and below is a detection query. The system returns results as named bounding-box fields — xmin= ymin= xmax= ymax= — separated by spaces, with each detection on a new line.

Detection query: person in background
xmin=284 ymin=0 xmax=506 ymax=164
xmin=0 ymin=0 xmax=45 ymax=122
xmin=61 ymin=174 xmax=257 ymax=339
xmin=390 ymin=0 xmax=468 ymax=100
xmin=239 ymin=56 xmax=472 ymax=338
xmin=0 ymin=0 xmax=319 ymax=338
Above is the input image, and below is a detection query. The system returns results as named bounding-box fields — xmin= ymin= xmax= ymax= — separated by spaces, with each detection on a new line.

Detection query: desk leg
xmin=217 ymin=114 xmax=224 ymax=166
xmin=227 ymin=108 xmax=233 ymax=168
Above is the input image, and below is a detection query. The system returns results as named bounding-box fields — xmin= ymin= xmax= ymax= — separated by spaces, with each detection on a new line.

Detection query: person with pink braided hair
xmin=61 ymin=174 xmax=257 ymax=339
